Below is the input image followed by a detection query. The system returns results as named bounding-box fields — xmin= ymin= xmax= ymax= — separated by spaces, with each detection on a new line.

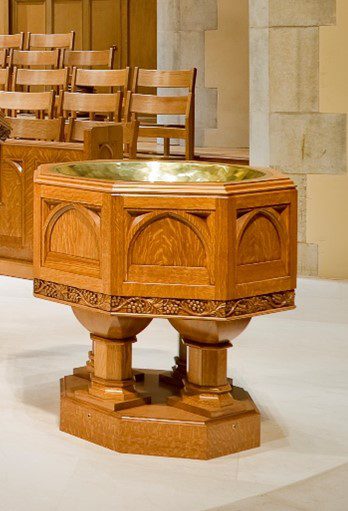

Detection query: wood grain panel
xmin=0 ymin=159 xmax=22 ymax=242
xmin=14 ymin=1 xmax=46 ymax=34
xmin=53 ymin=0 xmax=83 ymax=49
xmin=238 ymin=213 xmax=281 ymax=265
xmin=130 ymin=216 xmax=206 ymax=267
xmin=91 ymin=0 xmax=119 ymax=51
xmin=47 ymin=205 xmax=100 ymax=259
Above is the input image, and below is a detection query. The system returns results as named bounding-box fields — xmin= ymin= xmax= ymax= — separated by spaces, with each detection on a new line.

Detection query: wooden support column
xmin=168 ymin=317 xmax=250 ymax=418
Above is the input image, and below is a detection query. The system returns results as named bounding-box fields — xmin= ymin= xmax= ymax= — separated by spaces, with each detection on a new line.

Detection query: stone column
xmin=157 ymin=0 xmax=218 ymax=146
xmin=249 ymin=0 xmax=346 ymax=276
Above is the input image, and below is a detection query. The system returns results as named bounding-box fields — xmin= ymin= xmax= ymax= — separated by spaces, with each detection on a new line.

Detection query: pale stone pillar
xmin=249 ymin=0 xmax=346 ymax=276
xmin=157 ymin=0 xmax=218 ymax=146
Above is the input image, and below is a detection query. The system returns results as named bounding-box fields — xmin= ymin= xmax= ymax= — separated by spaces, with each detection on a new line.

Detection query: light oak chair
xmin=60 ymin=47 xmax=116 ymax=70
xmin=0 ymin=33 xmax=25 ymax=50
xmin=0 ymin=68 xmax=10 ymax=91
xmin=9 ymin=49 xmax=60 ymax=69
xmin=58 ymin=90 xmax=122 ymax=141
xmin=12 ymin=67 xmax=69 ymax=92
xmin=131 ymin=68 xmax=197 ymax=158
xmin=27 ymin=31 xmax=75 ymax=50
xmin=0 ymin=90 xmax=55 ymax=118
xmin=0 ymin=49 xmax=7 ymax=68
xmin=124 ymin=90 xmax=194 ymax=160
xmin=5 ymin=116 xmax=64 ymax=141
xmin=71 ymin=67 xmax=130 ymax=93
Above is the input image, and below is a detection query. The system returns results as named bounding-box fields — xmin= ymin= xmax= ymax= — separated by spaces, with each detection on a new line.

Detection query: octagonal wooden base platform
xmin=60 ymin=370 xmax=260 ymax=459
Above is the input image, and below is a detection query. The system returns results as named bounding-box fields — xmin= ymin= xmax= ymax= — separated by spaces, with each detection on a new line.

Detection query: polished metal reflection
xmin=51 ymin=160 xmax=265 ymax=183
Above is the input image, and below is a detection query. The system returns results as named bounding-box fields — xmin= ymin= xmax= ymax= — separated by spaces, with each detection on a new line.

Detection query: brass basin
xmin=50 ymin=160 xmax=266 ymax=183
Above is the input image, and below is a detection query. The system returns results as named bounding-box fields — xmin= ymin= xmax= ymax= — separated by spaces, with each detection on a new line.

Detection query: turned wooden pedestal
xmin=63 ymin=309 xmax=260 ymax=459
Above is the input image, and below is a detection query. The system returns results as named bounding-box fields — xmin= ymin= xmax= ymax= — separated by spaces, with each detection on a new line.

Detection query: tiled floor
xmin=0 ymin=276 xmax=347 ymax=510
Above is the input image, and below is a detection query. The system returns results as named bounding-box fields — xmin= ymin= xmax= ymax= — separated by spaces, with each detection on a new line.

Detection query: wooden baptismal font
xmin=33 ymin=160 xmax=297 ymax=459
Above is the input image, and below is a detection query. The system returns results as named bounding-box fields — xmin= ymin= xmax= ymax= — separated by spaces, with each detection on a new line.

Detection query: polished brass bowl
xmin=51 ymin=160 xmax=265 ymax=183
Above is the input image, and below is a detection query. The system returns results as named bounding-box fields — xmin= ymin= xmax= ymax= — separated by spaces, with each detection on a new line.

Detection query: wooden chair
xmin=60 ymin=47 xmax=116 ymax=70
xmin=12 ymin=68 xmax=69 ymax=92
xmin=131 ymin=68 xmax=196 ymax=157
xmin=0 ymin=49 xmax=7 ymax=68
xmin=132 ymin=68 xmax=196 ymax=93
xmin=9 ymin=49 xmax=60 ymax=69
xmin=0 ymin=90 xmax=55 ymax=118
xmin=27 ymin=31 xmax=75 ymax=50
xmin=58 ymin=90 xmax=122 ymax=141
xmin=0 ymin=33 xmax=24 ymax=50
xmin=124 ymin=91 xmax=194 ymax=160
xmin=0 ymin=68 xmax=10 ymax=91
xmin=5 ymin=116 xmax=64 ymax=141
xmin=71 ymin=67 xmax=130 ymax=91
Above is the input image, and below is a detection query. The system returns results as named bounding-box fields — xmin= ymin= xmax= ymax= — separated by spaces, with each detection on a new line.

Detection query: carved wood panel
xmin=124 ymin=209 xmax=213 ymax=286
xmin=41 ymin=200 xmax=101 ymax=277
xmin=236 ymin=206 xmax=289 ymax=284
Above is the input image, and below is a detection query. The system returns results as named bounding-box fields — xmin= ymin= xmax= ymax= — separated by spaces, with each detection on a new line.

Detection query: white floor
xmin=0 ymin=276 xmax=347 ymax=511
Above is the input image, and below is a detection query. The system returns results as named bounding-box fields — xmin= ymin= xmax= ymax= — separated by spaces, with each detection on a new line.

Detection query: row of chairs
xmin=0 ymin=67 xmax=197 ymax=158
xmin=0 ymin=89 xmax=137 ymax=157
xmin=0 ymin=87 xmax=194 ymax=157
xmin=0 ymin=48 xmax=117 ymax=70
xmin=0 ymin=32 xmax=75 ymax=51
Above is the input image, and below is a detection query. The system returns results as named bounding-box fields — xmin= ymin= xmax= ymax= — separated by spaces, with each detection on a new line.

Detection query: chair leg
xmin=185 ymin=136 xmax=194 ymax=160
xmin=164 ymin=138 xmax=170 ymax=158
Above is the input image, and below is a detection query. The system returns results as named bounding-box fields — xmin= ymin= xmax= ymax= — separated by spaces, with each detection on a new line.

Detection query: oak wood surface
xmin=0 ymin=32 xmax=24 ymax=49
xmin=9 ymin=49 xmax=60 ymax=68
xmin=27 ymin=31 xmax=75 ymax=50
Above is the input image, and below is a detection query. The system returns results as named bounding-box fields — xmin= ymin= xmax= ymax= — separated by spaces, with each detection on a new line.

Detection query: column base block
xmin=60 ymin=371 xmax=260 ymax=460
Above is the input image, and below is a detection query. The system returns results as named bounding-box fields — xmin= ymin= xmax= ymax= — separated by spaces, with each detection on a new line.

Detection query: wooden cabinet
xmin=7 ymin=0 xmax=157 ymax=67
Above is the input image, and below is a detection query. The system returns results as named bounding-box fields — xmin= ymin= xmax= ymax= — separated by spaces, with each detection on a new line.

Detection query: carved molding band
xmin=34 ymin=279 xmax=295 ymax=319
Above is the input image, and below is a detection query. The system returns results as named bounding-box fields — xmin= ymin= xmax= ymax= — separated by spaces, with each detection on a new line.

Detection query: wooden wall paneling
xmin=128 ymin=0 xmax=156 ymax=69
xmin=11 ymin=0 xmax=46 ymax=36
xmin=53 ymin=0 xmax=83 ymax=49
xmin=91 ymin=0 xmax=120 ymax=53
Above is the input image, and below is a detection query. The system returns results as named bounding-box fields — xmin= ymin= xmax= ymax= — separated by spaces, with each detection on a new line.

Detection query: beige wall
xmin=205 ymin=0 xmax=249 ymax=148
xmin=307 ymin=0 xmax=348 ymax=278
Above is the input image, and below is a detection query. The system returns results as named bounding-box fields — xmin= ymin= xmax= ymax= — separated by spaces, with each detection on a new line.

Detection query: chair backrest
xmin=132 ymin=68 xmax=197 ymax=93
xmin=9 ymin=49 xmax=60 ymax=68
xmin=125 ymin=92 xmax=192 ymax=121
xmin=59 ymin=90 xmax=122 ymax=120
xmin=6 ymin=116 xmax=64 ymax=141
xmin=0 ymin=90 xmax=55 ymax=118
xmin=27 ymin=31 xmax=75 ymax=50
xmin=0 ymin=49 xmax=7 ymax=68
xmin=12 ymin=67 xmax=69 ymax=91
xmin=61 ymin=48 xmax=116 ymax=69
xmin=71 ymin=67 xmax=130 ymax=92
xmin=0 ymin=33 xmax=24 ymax=50
xmin=0 ymin=68 xmax=10 ymax=91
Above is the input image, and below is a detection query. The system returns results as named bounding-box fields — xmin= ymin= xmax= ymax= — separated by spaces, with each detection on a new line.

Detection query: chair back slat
xmin=60 ymin=91 xmax=122 ymax=120
xmin=0 ymin=90 xmax=55 ymax=117
xmin=27 ymin=32 xmax=75 ymax=50
xmin=127 ymin=93 xmax=191 ymax=116
xmin=13 ymin=68 xmax=68 ymax=89
xmin=71 ymin=68 xmax=130 ymax=91
xmin=7 ymin=116 xmax=64 ymax=141
xmin=0 ymin=49 xmax=7 ymax=68
xmin=0 ymin=68 xmax=10 ymax=91
xmin=0 ymin=33 xmax=24 ymax=50
xmin=9 ymin=49 xmax=60 ymax=68
xmin=61 ymin=48 xmax=116 ymax=69
xmin=132 ymin=68 xmax=197 ymax=92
